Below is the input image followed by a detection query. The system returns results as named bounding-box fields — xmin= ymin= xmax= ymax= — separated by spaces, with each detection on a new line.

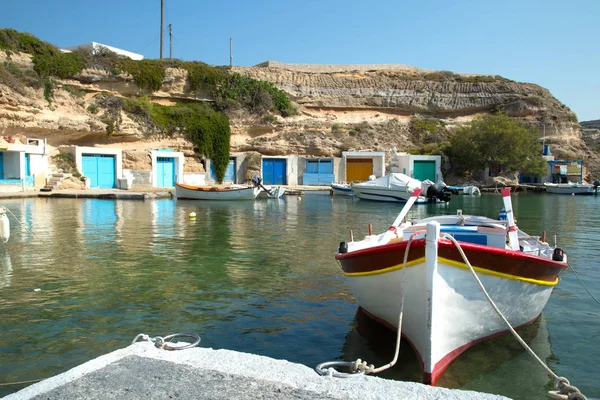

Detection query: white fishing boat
xmin=175 ymin=183 xmax=261 ymax=200
xmin=335 ymin=188 xmax=567 ymax=385
xmin=330 ymin=182 xmax=353 ymax=196
xmin=351 ymin=173 xmax=454 ymax=203
xmin=544 ymin=182 xmax=597 ymax=195
xmin=258 ymin=185 xmax=286 ymax=199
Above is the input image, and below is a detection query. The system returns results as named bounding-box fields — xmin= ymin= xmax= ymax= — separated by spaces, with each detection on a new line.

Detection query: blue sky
xmin=1 ymin=0 xmax=598 ymax=121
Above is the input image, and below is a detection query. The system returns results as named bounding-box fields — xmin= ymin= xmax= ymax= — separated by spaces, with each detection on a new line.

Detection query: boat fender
xmin=552 ymin=248 xmax=565 ymax=262
xmin=0 ymin=212 xmax=9 ymax=244
xmin=338 ymin=242 xmax=348 ymax=254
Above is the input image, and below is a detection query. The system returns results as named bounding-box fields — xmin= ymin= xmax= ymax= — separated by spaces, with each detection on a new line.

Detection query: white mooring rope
xmin=316 ymin=231 xmax=425 ymax=377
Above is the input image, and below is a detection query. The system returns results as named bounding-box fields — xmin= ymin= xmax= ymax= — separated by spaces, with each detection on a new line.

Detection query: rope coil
xmin=132 ymin=332 xmax=201 ymax=350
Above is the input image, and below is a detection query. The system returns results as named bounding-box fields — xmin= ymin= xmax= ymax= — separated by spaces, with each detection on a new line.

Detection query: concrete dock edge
xmin=4 ymin=343 xmax=510 ymax=400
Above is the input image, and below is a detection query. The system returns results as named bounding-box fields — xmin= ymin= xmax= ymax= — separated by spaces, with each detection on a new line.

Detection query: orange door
xmin=346 ymin=158 xmax=373 ymax=182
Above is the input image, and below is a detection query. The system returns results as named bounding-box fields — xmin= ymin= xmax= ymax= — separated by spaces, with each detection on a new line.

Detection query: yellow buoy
xmin=189 ymin=212 xmax=197 ymax=219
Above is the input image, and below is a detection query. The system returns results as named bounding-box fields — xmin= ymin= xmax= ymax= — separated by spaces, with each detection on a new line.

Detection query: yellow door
xmin=346 ymin=158 xmax=373 ymax=182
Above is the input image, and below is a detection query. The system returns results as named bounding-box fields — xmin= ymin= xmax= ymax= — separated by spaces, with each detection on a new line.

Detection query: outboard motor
xmin=422 ymin=180 xmax=454 ymax=203
xmin=552 ymin=248 xmax=565 ymax=262
xmin=338 ymin=242 xmax=348 ymax=254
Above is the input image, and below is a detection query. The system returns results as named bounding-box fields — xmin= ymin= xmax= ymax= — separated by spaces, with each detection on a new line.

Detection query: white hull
xmin=352 ymin=186 xmax=412 ymax=202
xmin=337 ymin=215 xmax=566 ymax=384
xmin=331 ymin=183 xmax=353 ymax=196
xmin=175 ymin=183 xmax=260 ymax=200
xmin=258 ymin=185 xmax=286 ymax=199
xmin=544 ymin=183 xmax=596 ymax=195
xmin=345 ymin=257 xmax=553 ymax=384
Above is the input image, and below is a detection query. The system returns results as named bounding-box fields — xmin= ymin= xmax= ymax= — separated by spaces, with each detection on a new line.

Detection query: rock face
xmin=0 ymin=52 xmax=596 ymax=177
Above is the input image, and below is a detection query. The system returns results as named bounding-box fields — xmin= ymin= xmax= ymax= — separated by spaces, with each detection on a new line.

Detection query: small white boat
xmin=175 ymin=183 xmax=261 ymax=200
xmin=335 ymin=188 xmax=567 ymax=385
xmin=259 ymin=185 xmax=286 ymax=199
xmin=331 ymin=182 xmax=353 ymax=196
xmin=463 ymin=185 xmax=481 ymax=196
xmin=544 ymin=182 xmax=597 ymax=195
xmin=351 ymin=173 xmax=454 ymax=203
xmin=0 ymin=207 xmax=9 ymax=243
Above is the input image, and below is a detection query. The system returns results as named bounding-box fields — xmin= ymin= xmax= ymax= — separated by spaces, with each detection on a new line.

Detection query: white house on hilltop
xmin=63 ymin=42 xmax=143 ymax=60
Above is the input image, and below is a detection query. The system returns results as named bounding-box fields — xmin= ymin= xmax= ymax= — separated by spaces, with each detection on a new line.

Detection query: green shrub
xmin=183 ymin=61 xmax=222 ymax=92
xmin=0 ymin=63 xmax=26 ymax=94
xmin=33 ymin=52 xmax=86 ymax=78
xmin=214 ymin=73 xmax=295 ymax=116
xmin=124 ymin=59 xmax=165 ymax=91
xmin=87 ymin=103 xmax=99 ymax=114
xmin=62 ymin=84 xmax=86 ymax=98
xmin=43 ymin=78 xmax=56 ymax=104
xmin=0 ymin=28 xmax=59 ymax=57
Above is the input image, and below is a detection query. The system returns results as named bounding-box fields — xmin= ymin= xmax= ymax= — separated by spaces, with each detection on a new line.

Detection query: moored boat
xmin=331 ymin=182 xmax=353 ymax=196
xmin=351 ymin=173 xmax=455 ymax=203
xmin=175 ymin=183 xmax=261 ymax=200
xmin=544 ymin=182 xmax=597 ymax=195
xmin=335 ymin=188 xmax=567 ymax=385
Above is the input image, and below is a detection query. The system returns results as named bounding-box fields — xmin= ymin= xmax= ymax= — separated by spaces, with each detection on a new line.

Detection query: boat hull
xmin=352 ymin=187 xmax=412 ymax=202
xmin=544 ymin=184 xmax=596 ymax=195
xmin=175 ymin=183 xmax=260 ymax=200
xmin=337 ymin=235 xmax=565 ymax=385
xmin=331 ymin=183 xmax=353 ymax=196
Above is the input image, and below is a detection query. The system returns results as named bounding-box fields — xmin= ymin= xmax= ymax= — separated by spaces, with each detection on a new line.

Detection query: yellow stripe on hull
xmin=343 ymin=256 xmax=558 ymax=286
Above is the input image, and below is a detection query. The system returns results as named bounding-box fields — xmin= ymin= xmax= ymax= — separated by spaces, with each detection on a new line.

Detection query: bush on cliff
xmin=447 ymin=113 xmax=547 ymax=178
xmin=121 ymin=97 xmax=231 ymax=182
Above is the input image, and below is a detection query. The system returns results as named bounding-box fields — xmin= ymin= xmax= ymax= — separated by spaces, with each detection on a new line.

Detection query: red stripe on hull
xmin=359 ymin=306 xmax=540 ymax=386
xmin=338 ymin=238 xmax=566 ymax=282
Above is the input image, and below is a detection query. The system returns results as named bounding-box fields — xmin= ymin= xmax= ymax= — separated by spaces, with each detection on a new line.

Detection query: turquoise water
xmin=0 ymin=194 xmax=598 ymax=399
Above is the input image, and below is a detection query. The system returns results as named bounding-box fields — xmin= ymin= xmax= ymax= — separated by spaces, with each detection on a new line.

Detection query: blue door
xmin=210 ymin=158 xmax=236 ymax=182
xmin=25 ymin=153 xmax=31 ymax=176
xmin=157 ymin=157 xmax=175 ymax=187
xmin=82 ymin=154 xmax=116 ymax=188
xmin=303 ymin=159 xmax=334 ymax=185
xmin=0 ymin=152 xmax=4 ymax=179
xmin=262 ymin=158 xmax=287 ymax=185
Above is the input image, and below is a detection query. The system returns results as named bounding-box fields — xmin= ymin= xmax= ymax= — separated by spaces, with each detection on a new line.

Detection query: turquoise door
xmin=0 ymin=152 xmax=4 ymax=179
xmin=157 ymin=157 xmax=175 ymax=187
xmin=25 ymin=153 xmax=31 ymax=176
xmin=82 ymin=154 xmax=116 ymax=188
xmin=210 ymin=158 xmax=236 ymax=182
xmin=413 ymin=160 xmax=436 ymax=182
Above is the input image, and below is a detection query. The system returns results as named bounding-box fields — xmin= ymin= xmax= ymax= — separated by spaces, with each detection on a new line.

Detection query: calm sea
xmin=0 ymin=193 xmax=598 ymax=399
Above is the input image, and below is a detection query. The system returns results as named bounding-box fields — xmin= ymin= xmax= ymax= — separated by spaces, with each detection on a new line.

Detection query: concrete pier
xmin=4 ymin=342 xmax=509 ymax=400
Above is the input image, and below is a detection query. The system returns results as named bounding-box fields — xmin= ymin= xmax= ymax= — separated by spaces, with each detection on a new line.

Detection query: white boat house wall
xmin=390 ymin=152 xmax=443 ymax=182
xmin=60 ymin=146 xmax=123 ymax=189
xmin=341 ymin=151 xmax=386 ymax=183
xmin=150 ymin=150 xmax=184 ymax=188
xmin=0 ymin=138 xmax=48 ymax=192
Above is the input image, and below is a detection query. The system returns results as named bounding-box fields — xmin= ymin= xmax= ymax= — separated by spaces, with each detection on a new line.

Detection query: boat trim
xmin=338 ymin=239 xmax=566 ymax=283
xmin=342 ymin=255 xmax=559 ymax=286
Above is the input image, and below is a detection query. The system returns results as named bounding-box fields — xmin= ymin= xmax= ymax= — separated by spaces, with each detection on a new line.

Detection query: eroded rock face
xmin=0 ymin=51 xmax=594 ymax=176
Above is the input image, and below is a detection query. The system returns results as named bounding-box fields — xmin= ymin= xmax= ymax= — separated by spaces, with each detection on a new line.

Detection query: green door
xmin=414 ymin=160 xmax=436 ymax=182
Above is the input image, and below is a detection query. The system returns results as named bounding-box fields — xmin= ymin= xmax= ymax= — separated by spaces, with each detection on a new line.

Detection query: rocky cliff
xmin=1 ymin=51 xmax=598 ymax=178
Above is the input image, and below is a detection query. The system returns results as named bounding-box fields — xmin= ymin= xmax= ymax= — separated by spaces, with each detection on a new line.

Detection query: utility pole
xmin=169 ymin=24 xmax=172 ymax=59
xmin=229 ymin=37 xmax=233 ymax=68
xmin=160 ymin=0 xmax=164 ymax=59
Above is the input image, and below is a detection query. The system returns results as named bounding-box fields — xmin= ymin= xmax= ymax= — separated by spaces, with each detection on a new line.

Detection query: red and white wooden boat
xmin=335 ymin=188 xmax=568 ymax=385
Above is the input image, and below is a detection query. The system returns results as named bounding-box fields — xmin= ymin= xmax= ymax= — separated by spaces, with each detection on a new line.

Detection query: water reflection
xmin=0 ymin=194 xmax=598 ymax=398
xmin=341 ymin=309 xmax=553 ymax=399
xmin=0 ymin=248 xmax=12 ymax=289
